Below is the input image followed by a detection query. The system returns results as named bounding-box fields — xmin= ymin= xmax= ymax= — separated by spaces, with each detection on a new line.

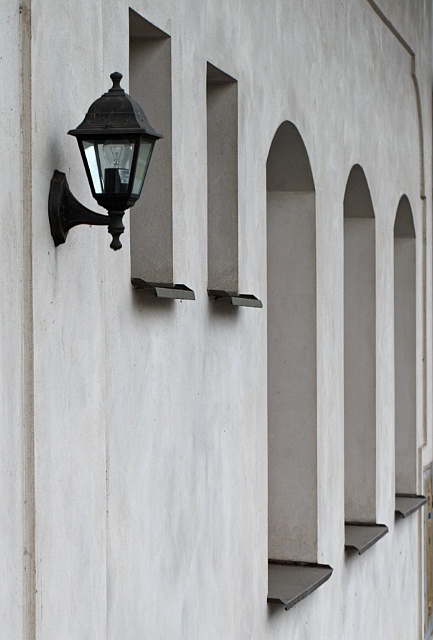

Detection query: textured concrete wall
xmin=2 ymin=0 xmax=431 ymax=638
xmin=0 ymin=1 xmax=27 ymax=637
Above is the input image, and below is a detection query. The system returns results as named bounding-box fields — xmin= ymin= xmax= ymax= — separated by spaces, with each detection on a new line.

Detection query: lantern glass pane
xmin=83 ymin=139 xmax=136 ymax=195
xmin=83 ymin=141 xmax=103 ymax=193
xmin=132 ymin=138 xmax=154 ymax=196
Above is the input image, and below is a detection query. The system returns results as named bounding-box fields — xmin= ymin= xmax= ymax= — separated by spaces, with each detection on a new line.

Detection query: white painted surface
xmin=0 ymin=0 xmax=430 ymax=638
xmin=0 ymin=2 xmax=26 ymax=638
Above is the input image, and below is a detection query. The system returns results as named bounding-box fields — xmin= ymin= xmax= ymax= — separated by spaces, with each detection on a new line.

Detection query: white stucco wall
xmin=2 ymin=0 xmax=431 ymax=638
xmin=0 ymin=2 xmax=28 ymax=637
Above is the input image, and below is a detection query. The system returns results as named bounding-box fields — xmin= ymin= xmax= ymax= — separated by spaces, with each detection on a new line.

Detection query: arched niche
xmin=394 ymin=195 xmax=416 ymax=493
xmin=344 ymin=165 xmax=377 ymax=522
xmin=267 ymin=122 xmax=317 ymax=562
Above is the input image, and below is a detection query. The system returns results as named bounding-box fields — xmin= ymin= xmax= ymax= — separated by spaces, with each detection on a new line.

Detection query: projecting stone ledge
xmin=267 ymin=561 xmax=333 ymax=610
xmin=132 ymin=278 xmax=195 ymax=300
xmin=345 ymin=523 xmax=388 ymax=555
xmin=207 ymin=289 xmax=262 ymax=307
xmin=395 ymin=494 xmax=426 ymax=518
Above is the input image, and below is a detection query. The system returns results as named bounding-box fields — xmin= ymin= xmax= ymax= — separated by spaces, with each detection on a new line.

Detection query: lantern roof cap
xmin=68 ymin=72 xmax=162 ymax=139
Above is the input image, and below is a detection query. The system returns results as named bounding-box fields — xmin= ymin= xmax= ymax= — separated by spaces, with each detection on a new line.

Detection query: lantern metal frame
xmin=48 ymin=72 xmax=162 ymax=250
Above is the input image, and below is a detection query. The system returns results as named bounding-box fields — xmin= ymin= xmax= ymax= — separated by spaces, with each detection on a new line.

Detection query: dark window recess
xmin=395 ymin=494 xmax=426 ymax=518
xmin=131 ymin=278 xmax=195 ymax=300
xmin=207 ymin=290 xmax=262 ymax=308
xmin=344 ymin=523 xmax=388 ymax=555
xmin=267 ymin=561 xmax=333 ymax=610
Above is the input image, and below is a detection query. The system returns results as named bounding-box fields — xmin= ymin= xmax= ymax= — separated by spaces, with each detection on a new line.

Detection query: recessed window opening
xmin=129 ymin=10 xmax=173 ymax=283
xmin=394 ymin=195 xmax=416 ymax=494
xmin=267 ymin=122 xmax=317 ymax=562
xmin=344 ymin=165 xmax=376 ymax=523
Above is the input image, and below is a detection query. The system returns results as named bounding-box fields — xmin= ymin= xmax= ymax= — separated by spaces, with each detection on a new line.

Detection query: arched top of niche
xmin=394 ymin=195 xmax=415 ymax=238
xmin=267 ymin=121 xmax=315 ymax=192
xmin=344 ymin=164 xmax=375 ymax=219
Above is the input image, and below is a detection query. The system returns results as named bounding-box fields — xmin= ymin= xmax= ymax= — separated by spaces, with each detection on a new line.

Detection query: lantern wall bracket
xmin=49 ymin=170 xmax=125 ymax=250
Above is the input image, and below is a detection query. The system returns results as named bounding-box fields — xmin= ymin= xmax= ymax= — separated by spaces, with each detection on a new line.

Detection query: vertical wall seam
xmin=20 ymin=2 xmax=35 ymax=639
xmin=366 ymin=3 xmax=429 ymax=638
xmin=367 ymin=0 xmax=427 ymax=449
xmin=365 ymin=0 xmax=415 ymax=55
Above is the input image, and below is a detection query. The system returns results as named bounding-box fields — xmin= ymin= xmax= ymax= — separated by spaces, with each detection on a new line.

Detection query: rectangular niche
xmin=206 ymin=64 xmax=261 ymax=307
xmin=129 ymin=10 xmax=173 ymax=284
xmin=207 ymin=63 xmax=238 ymax=293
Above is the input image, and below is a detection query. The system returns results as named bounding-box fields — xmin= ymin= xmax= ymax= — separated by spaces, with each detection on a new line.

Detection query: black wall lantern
xmin=49 ymin=72 xmax=162 ymax=250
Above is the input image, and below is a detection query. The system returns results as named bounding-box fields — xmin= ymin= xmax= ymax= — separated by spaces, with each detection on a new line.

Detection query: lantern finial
xmin=109 ymin=72 xmax=123 ymax=92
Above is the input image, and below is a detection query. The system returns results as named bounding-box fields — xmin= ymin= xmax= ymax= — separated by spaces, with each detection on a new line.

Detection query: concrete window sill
xmin=345 ymin=523 xmax=388 ymax=555
xmin=267 ymin=561 xmax=333 ymax=610
xmin=131 ymin=279 xmax=195 ymax=300
xmin=395 ymin=494 xmax=426 ymax=518
xmin=207 ymin=290 xmax=262 ymax=307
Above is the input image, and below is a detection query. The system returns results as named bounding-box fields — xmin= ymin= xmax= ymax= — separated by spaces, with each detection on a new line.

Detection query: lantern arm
xmin=49 ymin=170 xmax=125 ymax=250
xmin=63 ymin=185 xmax=110 ymax=229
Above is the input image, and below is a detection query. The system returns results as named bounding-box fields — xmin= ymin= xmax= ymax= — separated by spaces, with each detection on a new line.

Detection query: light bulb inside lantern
xmin=103 ymin=143 xmax=125 ymax=167
xmin=101 ymin=140 xmax=134 ymax=194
